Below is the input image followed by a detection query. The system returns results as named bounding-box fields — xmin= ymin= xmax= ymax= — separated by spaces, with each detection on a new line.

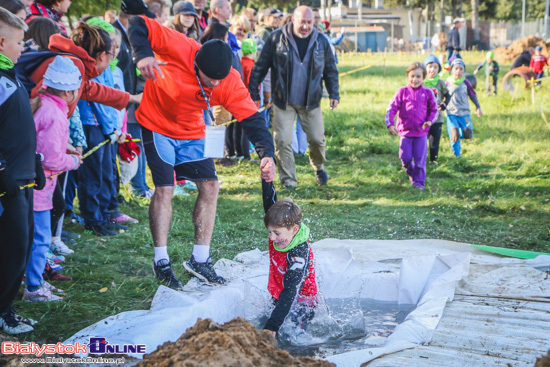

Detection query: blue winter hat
xmin=423 ymin=54 xmax=441 ymax=73
xmin=43 ymin=56 xmax=82 ymax=91
xmin=451 ymin=57 xmax=466 ymax=71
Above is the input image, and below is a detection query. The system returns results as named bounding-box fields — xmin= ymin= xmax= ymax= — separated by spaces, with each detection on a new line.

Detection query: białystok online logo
xmin=1 ymin=338 xmax=146 ymax=356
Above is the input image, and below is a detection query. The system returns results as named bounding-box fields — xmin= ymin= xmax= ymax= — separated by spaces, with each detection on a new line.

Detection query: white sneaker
xmin=51 ymin=237 xmax=74 ymax=255
xmin=0 ymin=309 xmax=34 ymax=334
xmin=23 ymin=286 xmax=63 ymax=302
xmin=43 ymin=281 xmax=64 ymax=294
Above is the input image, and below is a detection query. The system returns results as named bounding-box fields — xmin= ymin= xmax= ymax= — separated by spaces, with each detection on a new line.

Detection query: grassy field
xmin=10 ymin=51 xmax=550 ymax=344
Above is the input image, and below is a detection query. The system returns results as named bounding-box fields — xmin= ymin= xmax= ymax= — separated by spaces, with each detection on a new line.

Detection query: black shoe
xmin=315 ymin=169 xmax=328 ymax=185
xmin=84 ymin=224 xmax=117 ymax=237
xmin=11 ymin=308 xmax=38 ymax=326
xmin=183 ymin=256 xmax=226 ymax=285
xmin=0 ymin=308 xmax=34 ymax=334
xmin=104 ymin=222 xmax=129 ymax=231
xmin=153 ymin=259 xmax=183 ymax=291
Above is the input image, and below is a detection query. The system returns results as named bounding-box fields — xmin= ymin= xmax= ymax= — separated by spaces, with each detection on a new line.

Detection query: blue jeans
xmin=78 ymin=125 xmax=113 ymax=226
xmin=291 ymin=116 xmax=308 ymax=155
xmin=126 ymin=123 xmax=150 ymax=196
xmin=536 ymin=71 xmax=544 ymax=86
xmin=447 ymin=114 xmax=473 ymax=157
xmin=26 ymin=210 xmax=50 ymax=287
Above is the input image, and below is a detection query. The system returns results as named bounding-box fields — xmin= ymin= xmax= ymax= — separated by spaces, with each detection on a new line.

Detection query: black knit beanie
xmin=195 ymin=39 xmax=233 ymax=80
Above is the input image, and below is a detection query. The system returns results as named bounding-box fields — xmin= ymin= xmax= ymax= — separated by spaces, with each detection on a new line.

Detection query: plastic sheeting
xmin=63 ymin=239 xmax=550 ymax=366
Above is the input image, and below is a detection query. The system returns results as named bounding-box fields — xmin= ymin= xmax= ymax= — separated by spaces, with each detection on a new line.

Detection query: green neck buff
xmin=423 ymin=74 xmax=440 ymax=88
xmin=0 ymin=54 xmax=14 ymax=70
xmin=109 ymin=58 xmax=119 ymax=72
xmin=447 ymin=76 xmax=465 ymax=85
xmin=274 ymin=223 xmax=310 ymax=252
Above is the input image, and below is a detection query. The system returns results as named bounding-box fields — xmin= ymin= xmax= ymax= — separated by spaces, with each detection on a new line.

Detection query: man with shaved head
xmin=249 ymin=5 xmax=339 ymax=189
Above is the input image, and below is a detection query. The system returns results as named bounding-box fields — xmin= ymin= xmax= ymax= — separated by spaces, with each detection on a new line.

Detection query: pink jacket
xmin=385 ymin=85 xmax=439 ymax=137
xmin=34 ymin=93 xmax=79 ymax=211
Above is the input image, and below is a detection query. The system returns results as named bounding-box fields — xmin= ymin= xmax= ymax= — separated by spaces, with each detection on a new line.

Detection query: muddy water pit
xmin=139 ymin=298 xmax=414 ymax=365
xmin=267 ymin=298 xmax=414 ymax=359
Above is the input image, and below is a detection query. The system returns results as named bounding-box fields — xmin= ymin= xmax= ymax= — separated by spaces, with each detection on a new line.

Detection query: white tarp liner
xmin=64 ymin=239 xmax=550 ymax=366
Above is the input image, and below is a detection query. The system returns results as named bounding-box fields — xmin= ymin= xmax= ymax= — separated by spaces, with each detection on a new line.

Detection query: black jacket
xmin=0 ymin=68 xmax=36 ymax=181
xmin=446 ymin=27 xmax=461 ymax=51
xmin=112 ymin=19 xmax=137 ymax=96
xmin=511 ymin=50 xmax=532 ymax=70
xmin=248 ymin=23 xmax=339 ymax=111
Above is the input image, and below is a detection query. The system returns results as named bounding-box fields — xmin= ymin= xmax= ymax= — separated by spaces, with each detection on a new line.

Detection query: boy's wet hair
xmin=264 ymin=198 xmax=302 ymax=229
xmin=0 ymin=6 xmax=28 ymax=34
xmin=406 ymin=62 xmax=426 ymax=79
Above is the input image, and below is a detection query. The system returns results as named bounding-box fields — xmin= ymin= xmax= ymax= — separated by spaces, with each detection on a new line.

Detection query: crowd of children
xmin=386 ymin=54 xmax=484 ymax=189
xmin=0 ymin=2 xmax=147 ymax=333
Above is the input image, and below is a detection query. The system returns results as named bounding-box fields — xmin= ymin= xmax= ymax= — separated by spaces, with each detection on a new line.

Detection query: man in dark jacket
xmin=511 ymin=48 xmax=535 ymax=70
xmin=112 ymin=10 xmax=153 ymax=198
xmin=248 ymin=5 xmax=339 ymax=188
xmin=446 ymin=18 xmax=464 ymax=60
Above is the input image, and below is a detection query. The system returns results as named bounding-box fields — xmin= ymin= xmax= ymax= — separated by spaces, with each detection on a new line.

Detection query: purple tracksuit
xmin=385 ymin=85 xmax=439 ymax=188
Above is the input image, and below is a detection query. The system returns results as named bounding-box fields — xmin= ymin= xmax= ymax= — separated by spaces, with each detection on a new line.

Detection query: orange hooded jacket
xmin=30 ymin=34 xmax=130 ymax=118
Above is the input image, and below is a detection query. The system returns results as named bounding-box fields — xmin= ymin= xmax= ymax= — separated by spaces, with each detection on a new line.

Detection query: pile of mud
xmin=138 ymin=318 xmax=335 ymax=367
xmin=535 ymin=350 xmax=550 ymax=367
xmin=494 ymin=35 xmax=549 ymax=63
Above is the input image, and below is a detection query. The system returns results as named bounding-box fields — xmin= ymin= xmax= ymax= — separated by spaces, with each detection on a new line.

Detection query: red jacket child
xmin=530 ymin=50 xmax=548 ymax=74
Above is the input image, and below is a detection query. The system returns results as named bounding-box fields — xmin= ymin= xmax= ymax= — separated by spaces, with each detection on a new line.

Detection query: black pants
xmin=486 ymin=75 xmax=498 ymax=95
xmin=225 ymin=122 xmax=250 ymax=159
xmin=50 ymin=173 xmax=66 ymax=236
xmin=0 ymin=185 xmax=33 ymax=313
xmin=428 ymin=122 xmax=443 ymax=162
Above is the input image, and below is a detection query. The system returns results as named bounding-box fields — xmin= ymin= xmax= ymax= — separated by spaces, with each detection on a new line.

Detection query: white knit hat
xmin=43 ymin=56 xmax=82 ymax=91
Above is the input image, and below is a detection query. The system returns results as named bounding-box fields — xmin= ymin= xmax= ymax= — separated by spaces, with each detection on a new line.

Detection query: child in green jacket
xmin=474 ymin=51 xmax=500 ymax=96
xmin=423 ymin=55 xmax=450 ymax=164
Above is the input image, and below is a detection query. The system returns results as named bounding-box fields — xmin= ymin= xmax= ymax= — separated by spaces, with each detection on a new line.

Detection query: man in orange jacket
xmin=127 ymin=13 xmax=276 ymax=289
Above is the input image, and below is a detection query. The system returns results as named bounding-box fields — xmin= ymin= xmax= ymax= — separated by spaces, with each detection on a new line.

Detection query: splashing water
xmin=248 ymin=297 xmax=415 ymax=359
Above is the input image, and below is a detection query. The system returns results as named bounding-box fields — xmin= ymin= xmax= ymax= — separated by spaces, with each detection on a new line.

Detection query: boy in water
xmin=263 ymin=198 xmax=317 ymax=336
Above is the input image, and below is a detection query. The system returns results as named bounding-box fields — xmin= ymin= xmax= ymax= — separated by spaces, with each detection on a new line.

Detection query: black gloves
xmin=34 ymin=154 xmax=46 ymax=191
xmin=0 ymin=168 xmax=19 ymax=198
xmin=438 ymin=102 xmax=447 ymax=111
xmin=121 ymin=0 xmax=156 ymax=18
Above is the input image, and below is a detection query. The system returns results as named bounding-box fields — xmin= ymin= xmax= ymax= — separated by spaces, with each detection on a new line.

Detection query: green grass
xmin=11 ymin=51 xmax=550 ymax=344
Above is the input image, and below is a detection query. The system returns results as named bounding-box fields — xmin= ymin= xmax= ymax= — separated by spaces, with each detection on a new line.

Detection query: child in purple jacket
xmin=24 ymin=56 xmax=82 ymax=302
xmin=385 ymin=62 xmax=439 ymax=190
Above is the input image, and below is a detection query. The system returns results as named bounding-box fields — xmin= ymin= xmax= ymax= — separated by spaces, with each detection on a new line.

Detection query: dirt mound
xmin=138 ymin=318 xmax=335 ymax=367
xmin=535 ymin=349 xmax=550 ymax=367
xmin=493 ymin=35 xmax=550 ymax=63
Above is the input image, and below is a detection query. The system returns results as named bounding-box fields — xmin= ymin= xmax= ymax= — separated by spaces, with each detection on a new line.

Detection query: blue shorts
xmin=141 ymin=126 xmax=217 ymax=187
